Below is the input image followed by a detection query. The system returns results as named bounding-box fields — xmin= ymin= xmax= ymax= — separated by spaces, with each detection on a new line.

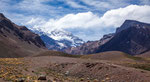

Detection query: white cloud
xmin=29 ymin=5 xmax=150 ymax=30
xmin=27 ymin=5 xmax=150 ymax=41
xmin=28 ymin=11 xmax=102 ymax=33
xmin=100 ymin=5 xmax=150 ymax=27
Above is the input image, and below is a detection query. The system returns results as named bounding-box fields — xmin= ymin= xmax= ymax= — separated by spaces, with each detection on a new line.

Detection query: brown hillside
xmin=0 ymin=13 xmax=46 ymax=57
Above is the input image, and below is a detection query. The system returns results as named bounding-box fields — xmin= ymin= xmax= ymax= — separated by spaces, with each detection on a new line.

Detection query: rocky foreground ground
xmin=0 ymin=55 xmax=150 ymax=82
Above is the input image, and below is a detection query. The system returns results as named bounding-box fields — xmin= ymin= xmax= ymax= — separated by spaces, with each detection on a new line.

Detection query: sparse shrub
xmin=93 ymin=79 xmax=99 ymax=82
xmin=80 ymin=78 xmax=84 ymax=81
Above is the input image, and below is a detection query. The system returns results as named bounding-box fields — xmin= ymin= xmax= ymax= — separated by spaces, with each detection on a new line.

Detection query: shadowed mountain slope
xmin=97 ymin=20 xmax=150 ymax=55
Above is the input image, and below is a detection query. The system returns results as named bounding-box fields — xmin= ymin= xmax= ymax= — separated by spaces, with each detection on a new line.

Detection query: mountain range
xmin=65 ymin=20 xmax=150 ymax=55
xmin=1 ymin=13 xmax=150 ymax=57
xmin=65 ymin=33 xmax=114 ymax=55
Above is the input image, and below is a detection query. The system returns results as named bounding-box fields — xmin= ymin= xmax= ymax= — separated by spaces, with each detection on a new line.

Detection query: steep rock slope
xmin=0 ymin=13 xmax=46 ymax=57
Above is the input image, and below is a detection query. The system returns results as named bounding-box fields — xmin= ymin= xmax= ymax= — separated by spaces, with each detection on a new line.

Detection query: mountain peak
xmin=123 ymin=20 xmax=147 ymax=26
xmin=39 ymin=29 xmax=84 ymax=51
xmin=124 ymin=20 xmax=140 ymax=23
xmin=50 ymin=29 xmax=72 ymax=37
xmin=0 ymin=13 xmax=5 ymax=18
xmin=98 ymin=20 xmax=150 ymax=55
xmin=116 ymin=20 xmax=150 ymax=33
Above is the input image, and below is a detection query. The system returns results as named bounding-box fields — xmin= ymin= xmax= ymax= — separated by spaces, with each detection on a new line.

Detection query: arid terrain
xmin=0 ymin=51 xmax=150 ymax=82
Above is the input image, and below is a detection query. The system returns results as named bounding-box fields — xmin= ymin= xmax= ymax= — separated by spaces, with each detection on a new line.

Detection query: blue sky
xmin=0 ymin=0 xmax=150 ymax=41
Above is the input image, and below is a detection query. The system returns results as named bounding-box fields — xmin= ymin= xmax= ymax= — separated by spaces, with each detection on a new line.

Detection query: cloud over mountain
xmin=27 ymin=5 xmax=150 ymax=41
xmin=1 ymin=0 xmax=150 ymax=41
xmin=100 ymin=5 xmax=150 ymax=27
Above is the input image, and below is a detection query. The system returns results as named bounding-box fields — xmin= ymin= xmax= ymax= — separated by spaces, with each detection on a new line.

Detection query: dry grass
xmin=0 ymin=58 xmax=38 ymax=81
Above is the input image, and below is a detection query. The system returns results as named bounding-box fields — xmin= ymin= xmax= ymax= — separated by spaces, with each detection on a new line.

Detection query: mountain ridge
xmin=97 ymin=20 xmax=150 ymax=55
xmin=65 ymin=20 xmax=150 ymax=55
xmin=116 ymin=20 xmax=150 ymax=33
xmin=0 ymin=13 xmax=46 ymax=57
xmin=65 ymin=33 xmax=114 ymax=55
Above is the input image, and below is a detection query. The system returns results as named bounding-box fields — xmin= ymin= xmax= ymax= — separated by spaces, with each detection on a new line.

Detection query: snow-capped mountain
xmin=50 ymin=29 xmax=84 ymax=47
xmin=34 ymin=29 xmax=84 ymax=51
